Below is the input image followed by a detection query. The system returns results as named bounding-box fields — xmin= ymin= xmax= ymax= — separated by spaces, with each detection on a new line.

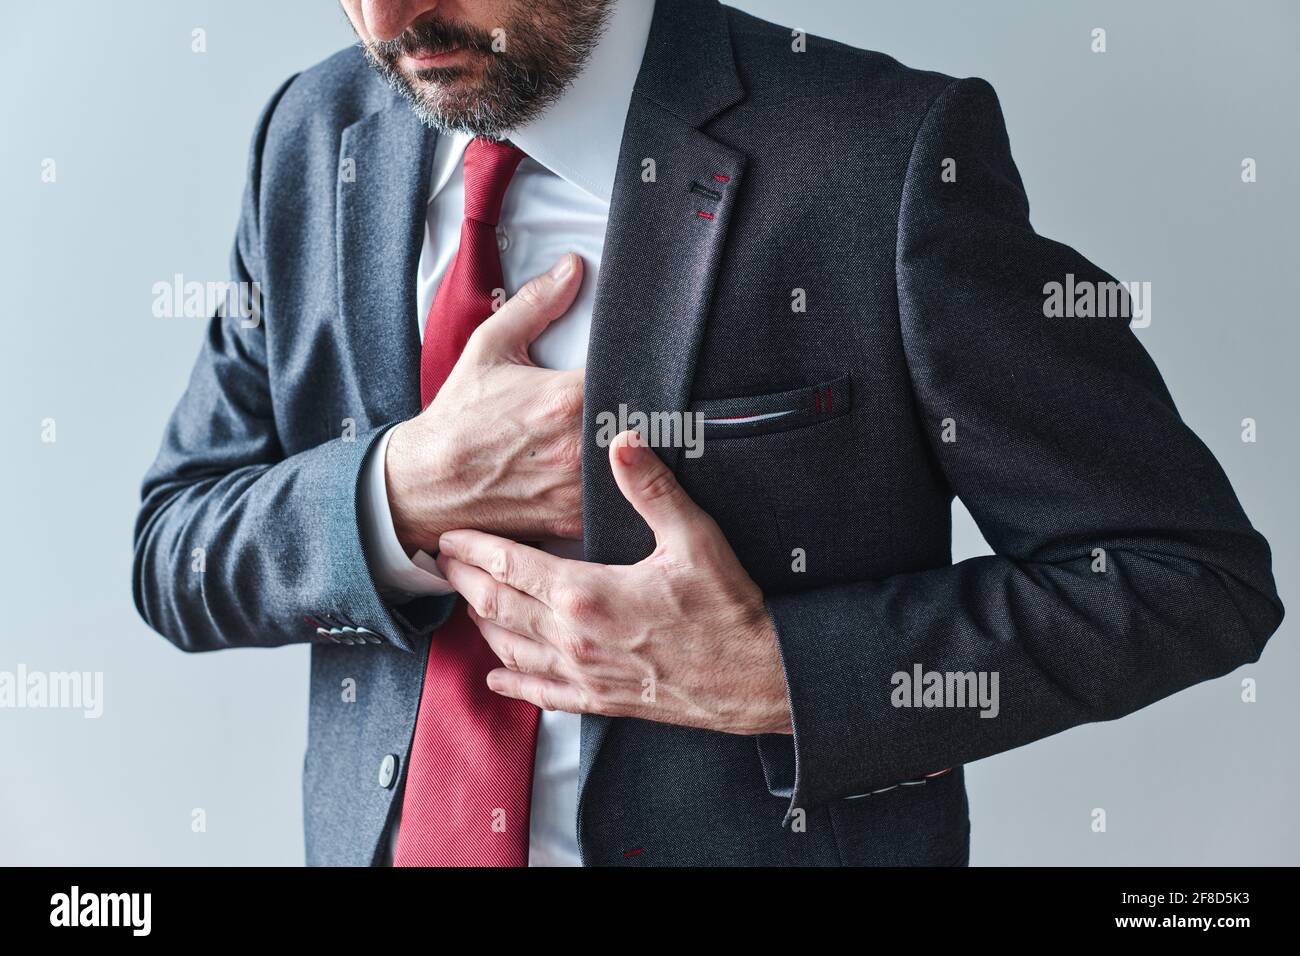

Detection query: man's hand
xmin=435 ymin=430 xmax=794 ymax=736
xmin=385 ymin=253 xmax=586 ymax=555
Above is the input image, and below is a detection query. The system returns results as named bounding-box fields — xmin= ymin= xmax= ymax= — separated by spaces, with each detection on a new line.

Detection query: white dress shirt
xmin=358 ymin=0 xmax=656 ymax=867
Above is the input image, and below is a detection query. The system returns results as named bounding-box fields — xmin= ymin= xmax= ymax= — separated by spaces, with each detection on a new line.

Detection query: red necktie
xmin=393 ymin=137 xmax=539 ymax=867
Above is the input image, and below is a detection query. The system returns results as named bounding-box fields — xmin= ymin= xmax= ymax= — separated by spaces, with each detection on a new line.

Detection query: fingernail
xmin=438 ymin=533 xmax=459 ymax=557
xmin=549 ymin=254 xmax=574 ymax=280
xmin=617 ymin=439 xmax=646 ymax=467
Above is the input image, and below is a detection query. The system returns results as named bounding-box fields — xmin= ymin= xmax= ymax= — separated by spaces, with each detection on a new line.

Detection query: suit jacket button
xmin=378 ymin=754 xmax=399 ymax=789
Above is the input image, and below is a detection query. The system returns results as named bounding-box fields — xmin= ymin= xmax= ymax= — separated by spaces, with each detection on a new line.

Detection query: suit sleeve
xmin=757 ymin=76 xmax=1284 ymax=818
xmin=132 ymin=78 xmax=455 ymax=654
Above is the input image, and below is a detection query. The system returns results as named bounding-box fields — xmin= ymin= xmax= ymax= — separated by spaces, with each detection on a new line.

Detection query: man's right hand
xmin=385 ymin=253 xmax=587 ymax=557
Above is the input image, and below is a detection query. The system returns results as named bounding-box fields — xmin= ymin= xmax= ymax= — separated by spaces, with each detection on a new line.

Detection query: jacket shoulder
xmin=722 ymin=6 xmax=963 ymax=131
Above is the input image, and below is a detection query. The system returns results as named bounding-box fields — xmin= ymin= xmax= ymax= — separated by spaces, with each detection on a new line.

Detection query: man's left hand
xmin=436 ymin=430 xmax=794 ymax=736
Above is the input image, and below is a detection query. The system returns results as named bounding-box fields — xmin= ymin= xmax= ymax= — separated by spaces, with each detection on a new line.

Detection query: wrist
xmin=384 ymin=420 xmax=441 ymax=556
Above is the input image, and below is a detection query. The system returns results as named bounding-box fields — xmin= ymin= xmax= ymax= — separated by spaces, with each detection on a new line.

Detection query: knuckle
xmin=525 ymin=602 xmax=549 ymax=640
xmin=555 ymin=585 xmax=598 ymax=625
xmin=639 ymin=466 xmax=680 ymax=505
xmin=476 ymin=582 xmax=500 ymax=621
xmin=575 ymin=681 xmax=612 ymax=717
xmin=573 ymin=686 xmax=598 ymax=716
xmin=487 ymin=547 xmax=511 ymax=583
xmin=513 ymin=277 xmax=547 ymax=310
xmin=535 ymin=685 xmax=559 ymax=712
xmin=496 ymin=639 xmax=520 ymax=671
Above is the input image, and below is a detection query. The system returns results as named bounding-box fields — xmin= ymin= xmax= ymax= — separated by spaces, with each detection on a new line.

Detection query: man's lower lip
xmin=405 ymin=48 xmax=468 ymax=68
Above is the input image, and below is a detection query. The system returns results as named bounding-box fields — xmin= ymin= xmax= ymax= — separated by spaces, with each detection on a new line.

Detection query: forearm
xmin=759 ymin=535 xmax=1280 ymax=814
xmin=134 ymin=424 xmax=453 ymax=654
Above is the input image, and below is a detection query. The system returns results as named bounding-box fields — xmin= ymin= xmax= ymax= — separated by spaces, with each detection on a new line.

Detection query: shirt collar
xmin=427 ymin=0 xmax=654 ymax=206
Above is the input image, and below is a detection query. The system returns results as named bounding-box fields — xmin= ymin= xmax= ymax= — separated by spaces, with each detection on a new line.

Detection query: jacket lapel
xmin=336 ymin=104 xmax=438 ymax=426
xmin=577 ymin=0 xmax=747 ymax=838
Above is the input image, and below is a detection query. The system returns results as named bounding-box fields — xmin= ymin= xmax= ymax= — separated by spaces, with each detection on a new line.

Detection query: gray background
xmin=1 ymin=0 xmax=1295 ymax=865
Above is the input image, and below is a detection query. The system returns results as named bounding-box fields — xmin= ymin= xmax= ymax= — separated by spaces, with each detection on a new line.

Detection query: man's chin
xmin=405 ymin=91 xmax=502 ymax=137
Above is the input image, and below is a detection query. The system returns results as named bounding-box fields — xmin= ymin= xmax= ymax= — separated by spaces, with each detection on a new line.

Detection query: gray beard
xmin=363 ymin=53 xmax=551 ymax=138
xmin=359 ymin=3 xmax=612 ymax=139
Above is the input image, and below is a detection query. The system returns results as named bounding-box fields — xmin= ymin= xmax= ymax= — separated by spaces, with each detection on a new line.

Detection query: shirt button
xmin=495 ymin=226 xmax=510 ymax=253
xmin=378 ymin=754 xmax=398 ymax=789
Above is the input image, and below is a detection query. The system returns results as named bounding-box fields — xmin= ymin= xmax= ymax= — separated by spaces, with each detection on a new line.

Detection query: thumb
xmin=609 ymin=430 xmax=702 ymax=548
xmin=474 ymin=253 xmax=583 ymax=365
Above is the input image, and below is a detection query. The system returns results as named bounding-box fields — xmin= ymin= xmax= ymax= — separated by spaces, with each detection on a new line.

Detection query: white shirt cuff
xmin=359 ymin=426 xmax=455 ymax=600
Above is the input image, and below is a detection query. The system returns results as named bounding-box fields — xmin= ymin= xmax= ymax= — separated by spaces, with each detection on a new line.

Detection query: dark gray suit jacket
xmin=133 ymin=0 xmax=1283 ymax=865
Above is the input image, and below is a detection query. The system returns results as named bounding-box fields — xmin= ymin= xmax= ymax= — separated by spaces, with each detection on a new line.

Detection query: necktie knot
xmin=462 ymin=137 xmax=526 ymax=226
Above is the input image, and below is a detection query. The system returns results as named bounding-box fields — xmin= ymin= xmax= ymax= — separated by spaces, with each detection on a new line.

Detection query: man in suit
xmin=133 ymin=0 xmax=1284 ymax=866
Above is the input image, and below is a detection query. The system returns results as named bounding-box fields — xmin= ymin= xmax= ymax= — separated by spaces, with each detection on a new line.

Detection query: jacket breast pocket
xmin=689 ymin=375 xmax=852 ymax=440
xmin=677 ymin=374 xmax=872 ymax=593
